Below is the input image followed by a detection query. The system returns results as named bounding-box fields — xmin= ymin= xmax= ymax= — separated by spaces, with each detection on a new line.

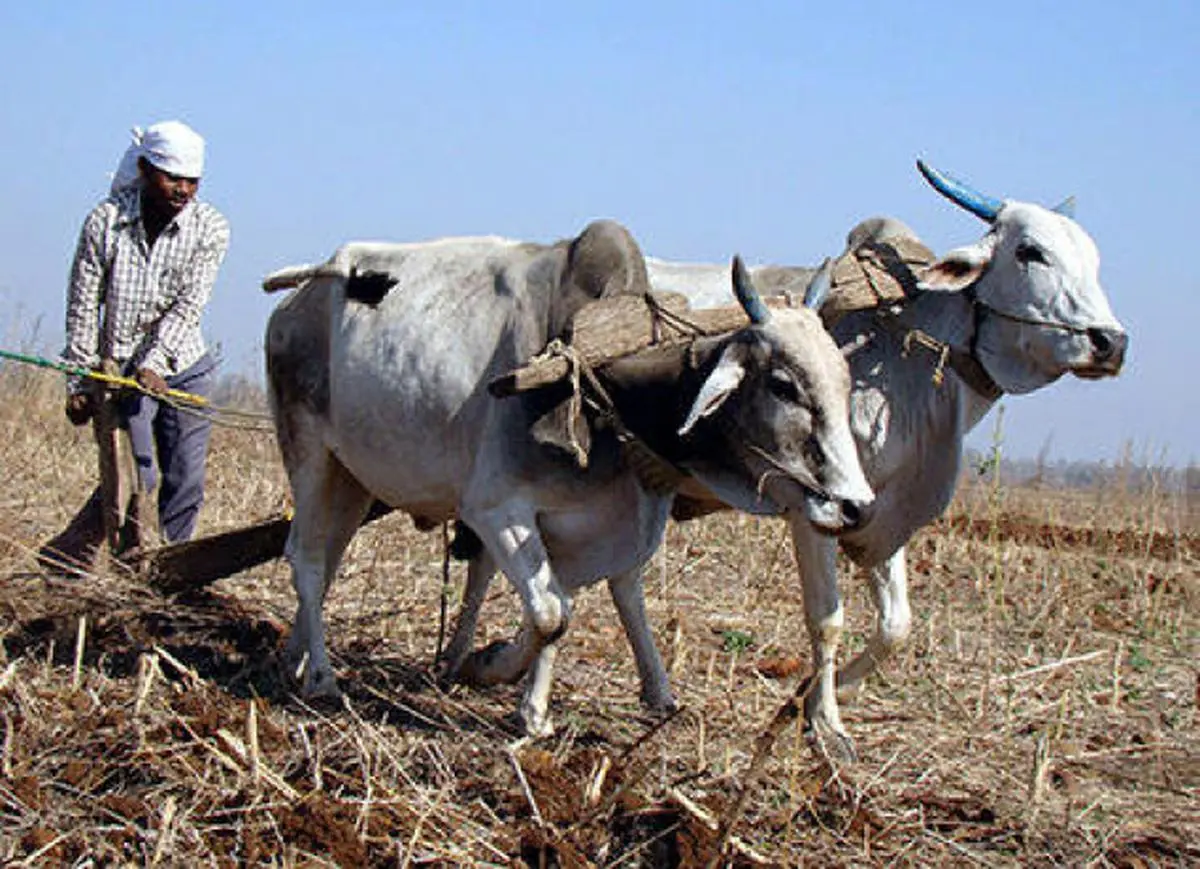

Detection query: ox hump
xmin=566 ymin=219 xmax=651 ymax=301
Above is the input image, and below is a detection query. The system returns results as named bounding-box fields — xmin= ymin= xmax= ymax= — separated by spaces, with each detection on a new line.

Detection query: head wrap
xmin=108 ymin=120 xmax=206 ymax=196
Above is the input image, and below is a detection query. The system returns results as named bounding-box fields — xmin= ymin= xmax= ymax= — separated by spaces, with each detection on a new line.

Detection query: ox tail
xmin=262 ymin=263 xmax=350 ymax=293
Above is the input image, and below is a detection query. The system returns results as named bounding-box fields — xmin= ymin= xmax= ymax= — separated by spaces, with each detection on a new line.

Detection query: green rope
xmin=0 ymin=347 xmax=276 ymax=430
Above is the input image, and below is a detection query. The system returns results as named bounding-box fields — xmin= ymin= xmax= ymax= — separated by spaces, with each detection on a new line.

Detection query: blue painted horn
xmin=916 ymin=159 xmax=1003 ymax=223
xmin=732 ymin=255 xmax=771 ymax=324
xmin=803 ymin=257 xmax=834 ymax=311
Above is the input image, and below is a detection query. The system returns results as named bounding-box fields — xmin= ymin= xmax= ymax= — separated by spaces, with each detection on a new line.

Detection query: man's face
xmin=140 ymin=159 xmax=200 ymax=216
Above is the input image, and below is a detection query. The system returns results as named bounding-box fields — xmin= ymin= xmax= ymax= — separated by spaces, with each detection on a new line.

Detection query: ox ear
xmin=679 ymin=344 xmax=747 ymax=436
xmin=917 ymin=237 xmax=997 ymax=293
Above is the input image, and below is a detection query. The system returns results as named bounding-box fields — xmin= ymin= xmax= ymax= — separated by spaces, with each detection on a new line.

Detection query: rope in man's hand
xmin=0 ymin=347 xmax=276 ymax=431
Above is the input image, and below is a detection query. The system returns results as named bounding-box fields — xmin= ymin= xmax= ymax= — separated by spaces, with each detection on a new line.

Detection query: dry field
xmin=0 ymin=365 xmax=1196 ymax=867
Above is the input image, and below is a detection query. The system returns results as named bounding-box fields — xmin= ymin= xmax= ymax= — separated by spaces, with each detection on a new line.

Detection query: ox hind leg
xmin=445 ymin=557 xmax=676 ymax=718
xmin=789 ymin=514 xmax=855 ymax=762
xmin=492 ymin=565 xmax=676 ymax=734
xmin=608 ymin=568 xmax=677 ymax=712
xmin=283 ymin=447 xmax=374 ymax=698
xmin=837 ymin=547 xmax=911 ymax=699
xmin=438 ymin=544 xmax=566 ymax=724
xmin=456 ymin=504 xmax=571 ymax=738
xmin=440 ymin=547 xmax=498 ymax=679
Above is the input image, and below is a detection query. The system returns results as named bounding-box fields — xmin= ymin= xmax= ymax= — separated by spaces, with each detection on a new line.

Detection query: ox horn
xmin=1052 ymin=195 xmax=1076 ymax=218
xmin=802 ymin=257 xmax=834 ymax=311
xmin=916 ymin=159 xmax=1003 ymax=223
xmin=732 ymin=255 xmax=771 ymax=324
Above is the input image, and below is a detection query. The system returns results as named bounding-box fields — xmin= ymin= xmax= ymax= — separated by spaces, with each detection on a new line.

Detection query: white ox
xmin=447 ymin=162 xmax=1128 ymax=757
xmin=659 ymin=161 xmax=1127 ymax=756
xmin=262 ymin=219 xmax=873 ymax=736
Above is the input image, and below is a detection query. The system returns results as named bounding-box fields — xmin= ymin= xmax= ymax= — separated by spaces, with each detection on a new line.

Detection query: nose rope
xmin=742 ymin=440 xmax=829 ymax=501
xmin=714 ymin=413 xmax=829 ymax=502
xmin=973 ymin=300 xmax=1099 ymax=336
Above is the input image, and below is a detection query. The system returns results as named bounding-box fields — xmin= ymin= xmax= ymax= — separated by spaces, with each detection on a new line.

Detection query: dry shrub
xmin=0 ymin=365 xmax=1196 ymax=866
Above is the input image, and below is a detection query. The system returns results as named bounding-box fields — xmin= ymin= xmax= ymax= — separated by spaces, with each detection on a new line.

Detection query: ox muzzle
xmin=1079 ymin=326 xmax=1128 ymax=377
xmin=802 ymin=488 xmax=873 ymax=535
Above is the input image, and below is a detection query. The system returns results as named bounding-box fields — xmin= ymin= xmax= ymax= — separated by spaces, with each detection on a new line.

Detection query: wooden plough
xmin=81 ymin=367 xmax=290 ymax=591
xmin=81 ymin=362 xmax=364 ymax=594
xmin=124 ymin=501 xmax=397 ymax=594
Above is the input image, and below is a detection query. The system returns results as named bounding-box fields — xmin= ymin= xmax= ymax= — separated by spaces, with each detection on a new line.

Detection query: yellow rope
xmin=84 ymin=370 xmax=277 ymax=431
xmin=0 ymin=346 xmax=275 ymax=426
xmin=15 ymin=356 xmax=276 ymax=431
xmin=82 ymin=368 xmax=210 ymax=407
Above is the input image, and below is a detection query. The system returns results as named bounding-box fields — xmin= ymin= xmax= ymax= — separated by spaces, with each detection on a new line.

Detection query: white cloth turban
xmin=109 ymin=120 xmax=206 ymax=195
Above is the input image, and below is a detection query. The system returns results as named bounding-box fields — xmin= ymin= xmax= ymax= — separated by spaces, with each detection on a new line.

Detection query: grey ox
xmin=447 ymin=161 xmax=1128 ymax=758
xmin=262 ymin=219 xmax=873 ymax=736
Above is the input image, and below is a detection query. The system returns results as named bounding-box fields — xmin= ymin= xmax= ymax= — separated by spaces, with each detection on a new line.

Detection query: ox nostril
xmin=841 ymin=500 xmax=862 ymax=529
xmin=1087 ymin=327 xmax=1113 ymax=359
xmin=1087 ymin=327 xmax=1128 ymax=366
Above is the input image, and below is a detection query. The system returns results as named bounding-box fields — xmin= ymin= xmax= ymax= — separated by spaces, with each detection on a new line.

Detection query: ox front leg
xmin=608 ymin=568 xmax=677 ymax=713
xmin=440 ymin=547 xmax=498 ymax=680
xmin=789 ymin=514 xmax=855 ymax=762
xmin=521 ymin=637 xmax=561 ymax=738
xmin=284 ymin=456 xmax=373 ymax=700
xmin=458 ymin=506 xmax=571 ymax=738
xmin=837 ymin=548 xmax=911 ymax=699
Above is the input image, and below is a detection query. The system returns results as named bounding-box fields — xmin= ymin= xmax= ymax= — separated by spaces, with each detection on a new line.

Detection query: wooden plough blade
xmin=128 ymin=501 xmax=397 ymax=594
xmin=128 ymin=515 xmax=292 ymax=594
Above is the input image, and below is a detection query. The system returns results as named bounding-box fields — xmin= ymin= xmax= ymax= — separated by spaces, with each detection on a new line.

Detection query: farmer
xmin=40 ymin=120 xmax=230 ymax=571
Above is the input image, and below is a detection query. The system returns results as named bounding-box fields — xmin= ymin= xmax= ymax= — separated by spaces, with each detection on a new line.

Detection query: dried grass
xmin=0 ymin=366 xmax=1196 ymax=866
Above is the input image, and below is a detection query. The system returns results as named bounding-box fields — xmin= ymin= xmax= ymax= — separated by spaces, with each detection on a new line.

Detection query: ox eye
xmin=768 ymin=370 xmax=800 ymax=402
xmin=805 ymin=434 xmax=826 ymax=468
xmin=1015 ymin=242 xmax=1048 ymax=266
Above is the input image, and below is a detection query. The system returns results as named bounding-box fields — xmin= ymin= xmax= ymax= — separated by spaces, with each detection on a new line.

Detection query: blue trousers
xmin=121 ymin=353 xmax=216 ymax=543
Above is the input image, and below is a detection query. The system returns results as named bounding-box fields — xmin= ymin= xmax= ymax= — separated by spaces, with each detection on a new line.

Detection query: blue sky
xmin=0 ymin=2 xmax=1195 ymax=464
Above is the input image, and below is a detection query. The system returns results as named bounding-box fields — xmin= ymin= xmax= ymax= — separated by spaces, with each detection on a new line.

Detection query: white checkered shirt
xmin=62 ymin=184 xmax=230 ymax=392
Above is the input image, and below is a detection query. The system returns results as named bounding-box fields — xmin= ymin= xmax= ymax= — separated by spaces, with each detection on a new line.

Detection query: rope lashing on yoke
xmin=520 ymin=332 xmax=687 ymax=497
xmin=562 ymin=289 xmax=719 ymax=496
xmin=641 ymin=291 xmax=709 ymax=341
xmin=0 ymin=347 xmax=276 ymax=430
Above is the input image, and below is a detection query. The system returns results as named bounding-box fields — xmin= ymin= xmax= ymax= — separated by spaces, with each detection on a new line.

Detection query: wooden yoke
xmin=92 ymin=358 xmax=146 ymax=559
xmin=822 ymin=236 xmax=935 ymax=327
xmin=489 ymin=292 xmax=753 ymax=398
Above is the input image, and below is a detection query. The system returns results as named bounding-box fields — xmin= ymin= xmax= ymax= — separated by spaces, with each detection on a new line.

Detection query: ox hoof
xmin=458 ymin=640 xmax=523 ymax=687
xmin=285 ymin=652 xmax=342 ymax=701
xmin=641 ymin=689 xmax=679 ymax=716
xmin=804 ymin=722 xmax=857 ymax=765
xmin=301 ymin=672 xmax=343 ymax=702
xmin=435 ymin=651 xmax=467 ymax=686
